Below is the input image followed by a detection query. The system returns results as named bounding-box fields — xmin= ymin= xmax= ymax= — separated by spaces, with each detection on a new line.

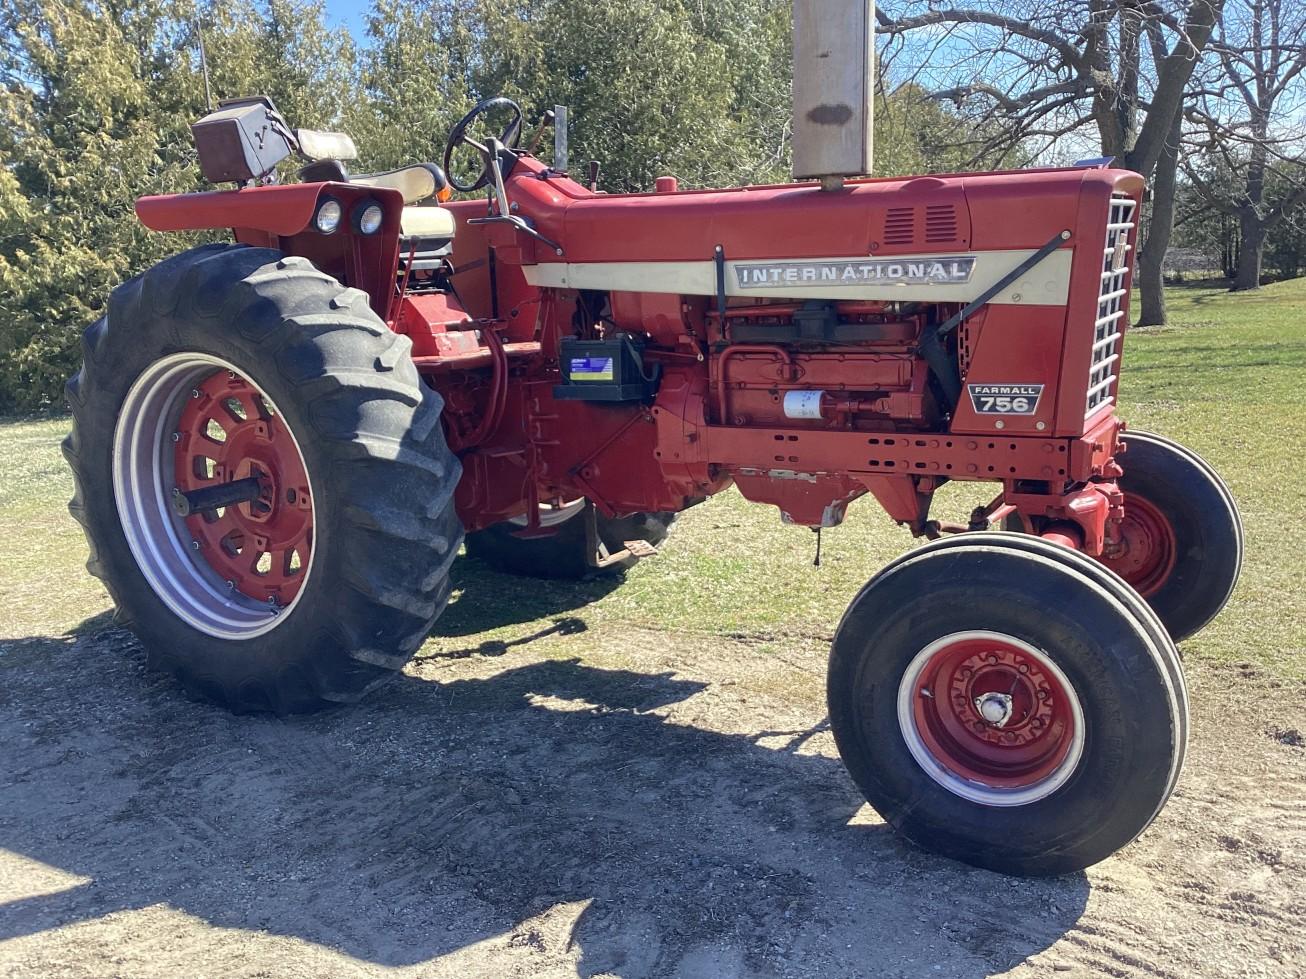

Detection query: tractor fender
xmin=135 ymin=182 xmax=404 ymax=238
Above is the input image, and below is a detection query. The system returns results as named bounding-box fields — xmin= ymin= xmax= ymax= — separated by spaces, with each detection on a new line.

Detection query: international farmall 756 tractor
xmin=63 ymin=10 xmax=1242 ymax=875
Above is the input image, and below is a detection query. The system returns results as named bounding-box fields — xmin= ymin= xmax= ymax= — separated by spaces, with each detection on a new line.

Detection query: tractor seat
xmin=299 ymin=159 xmax=450 ymax=206
xmin=350 ymin=163 xmax=448 ymax=205
xmin=298 ymin=159 xmax=456 ymax=240
xmin=399 ymin=205 xmax=456 ymax=240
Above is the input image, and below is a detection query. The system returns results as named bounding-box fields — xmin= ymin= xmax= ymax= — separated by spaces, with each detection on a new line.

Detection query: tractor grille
xmin=1085 ymin=194 xmax=1136 ymax=417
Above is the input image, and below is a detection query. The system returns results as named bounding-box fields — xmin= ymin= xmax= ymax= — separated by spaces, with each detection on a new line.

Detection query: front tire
xmin=828 ymin=541 xmax=1184 ymax=875
xmin=64 ymin=244 xmax=463 ymax=713
xmin=1102 ymin=431 xmax=1243 ymax=642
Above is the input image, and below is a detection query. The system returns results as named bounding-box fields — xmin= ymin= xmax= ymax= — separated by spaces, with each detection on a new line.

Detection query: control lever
xmin=524 ymin=109 xmax=555 ymax=155
xmin=466 ymin=136 xmax=564 ymax=256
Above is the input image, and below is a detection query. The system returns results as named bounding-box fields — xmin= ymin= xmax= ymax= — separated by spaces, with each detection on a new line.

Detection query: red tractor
xmin=63 ymin=93 xmax=1241 ymax=876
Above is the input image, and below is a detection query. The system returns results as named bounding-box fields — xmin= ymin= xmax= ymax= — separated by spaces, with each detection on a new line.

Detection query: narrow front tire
xmin=828 ymin=542 xmax=1184 ymax=875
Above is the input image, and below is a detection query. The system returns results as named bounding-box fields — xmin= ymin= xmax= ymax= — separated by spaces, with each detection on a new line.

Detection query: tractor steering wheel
xmin=443 ymin=97 xmax=524 ymax=193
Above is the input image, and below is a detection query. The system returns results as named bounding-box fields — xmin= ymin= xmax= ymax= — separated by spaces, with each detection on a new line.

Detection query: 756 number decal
xmin=967 ymin=383 xmax=1044 ymax=415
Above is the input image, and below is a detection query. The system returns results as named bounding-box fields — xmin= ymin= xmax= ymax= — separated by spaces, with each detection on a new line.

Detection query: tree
xmin=0 ymin=0 xmax=355 ymax=411
xmin=345 ymin=0 xmax=470 ymax=172
xmin=1183 ymin=0 xmax=1306 ymax=290
xmin=874 ymin=1 xmax=1226 ymax=325
xmin=0 ymin=0 xmax=192 ymax=410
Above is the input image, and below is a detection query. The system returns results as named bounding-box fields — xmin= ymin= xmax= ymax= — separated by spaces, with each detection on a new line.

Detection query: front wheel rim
xmin=1101 ymin=493 xmax=1177 ymax=598
xmin=897 ymin=631 xmax=1085 ymax=807
xmin=113 ymin=353 xmax=316 ymax=639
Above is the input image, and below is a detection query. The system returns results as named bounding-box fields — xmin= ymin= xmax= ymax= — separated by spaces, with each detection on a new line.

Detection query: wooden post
xmin=792 ymin=0 xmax=874 ymax=182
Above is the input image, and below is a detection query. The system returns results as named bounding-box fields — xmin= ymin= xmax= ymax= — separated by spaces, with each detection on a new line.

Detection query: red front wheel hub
xmin=898 ymin=632 xmax=1085 ymax=806
xmin=1101 ymin=494 xmax=1177 ymax=597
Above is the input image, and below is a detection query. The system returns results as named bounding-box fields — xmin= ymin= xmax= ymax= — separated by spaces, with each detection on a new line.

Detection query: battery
xmin=554 ymin=334 xmax=660 ymax=402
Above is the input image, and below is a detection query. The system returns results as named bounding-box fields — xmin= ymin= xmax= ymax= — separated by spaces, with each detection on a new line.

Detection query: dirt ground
xmin=1 ymin=576 xmax=1303 ymax=979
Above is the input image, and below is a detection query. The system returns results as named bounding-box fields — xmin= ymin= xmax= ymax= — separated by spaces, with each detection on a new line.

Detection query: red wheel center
xmin=173 ymin=370 xmax=313 ymax=605
xmin=911 ymin=636 xmax=1078 ymax=791
xmin=1101 ymin=494 xmax=1176 ymax=597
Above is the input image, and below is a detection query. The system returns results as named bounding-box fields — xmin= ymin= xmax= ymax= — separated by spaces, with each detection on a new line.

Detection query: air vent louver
xmin=884 ymin=206 xmax=915 ymax=245
xmin=925 ymin=204 xmax=958 ymax=243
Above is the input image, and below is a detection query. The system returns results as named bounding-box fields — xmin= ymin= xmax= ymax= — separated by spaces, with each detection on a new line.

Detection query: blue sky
xmin=323 ymin=0 xmax=369 ymax=39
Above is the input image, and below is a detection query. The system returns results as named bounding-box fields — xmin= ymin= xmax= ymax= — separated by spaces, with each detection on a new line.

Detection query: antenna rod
xmin=196 ymin=20 xmax=213 ymax=111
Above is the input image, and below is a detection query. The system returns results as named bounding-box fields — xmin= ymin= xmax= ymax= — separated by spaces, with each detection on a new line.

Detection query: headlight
xmin=313 ymin=198 xmax=342 ymax=233
xmin=354 ymin=201 xmax=384 ymax=235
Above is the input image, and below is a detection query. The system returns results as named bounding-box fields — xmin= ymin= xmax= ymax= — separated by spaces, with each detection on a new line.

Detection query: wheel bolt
xmin=191 ymin=389 xmax=201 ymax=399
xmin=172 ymin=432 xmax=182 ymax=443
xmin=190 ymin=540 xmax=200 ymax=551
xmin=1018 ymin=664 xmax=1029 ymax=674
xmin=226 ymin=580 xmax=235 ymax=590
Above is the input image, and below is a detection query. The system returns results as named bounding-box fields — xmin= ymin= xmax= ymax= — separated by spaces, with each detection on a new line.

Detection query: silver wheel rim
xmin=112 ymin=353 xmax=315 ymax=640
xmin=507 ymin=498 xmax=586 ymax=529
xmin=896 ymin=630 xmax=1086 ymax=807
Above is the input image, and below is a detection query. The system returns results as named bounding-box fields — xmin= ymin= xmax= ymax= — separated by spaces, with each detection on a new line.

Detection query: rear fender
xmin=135 ymin=182 xmax=405 ymax=320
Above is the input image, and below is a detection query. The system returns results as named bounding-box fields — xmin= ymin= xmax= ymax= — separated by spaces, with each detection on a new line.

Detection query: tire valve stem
xmin=225 ymin=579 xmax=235 ymax=591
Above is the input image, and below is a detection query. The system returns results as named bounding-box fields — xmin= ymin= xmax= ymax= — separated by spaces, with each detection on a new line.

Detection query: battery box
xmin=554 ymin=335 xmax=661 ymax=402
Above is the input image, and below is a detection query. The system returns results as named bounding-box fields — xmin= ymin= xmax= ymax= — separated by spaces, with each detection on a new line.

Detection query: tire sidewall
xmin=1119 ymin=433 xmax=1241 ymax=641
xmin=829 ymin=547 xmax=1177 ymax=874
xmin=72 ymin=246 xmax=459 ymax=709
xmin=85 ymin=335 xmax=346 ymax=678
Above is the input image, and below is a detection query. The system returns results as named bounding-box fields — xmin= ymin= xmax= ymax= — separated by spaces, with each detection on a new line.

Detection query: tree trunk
xmin=1135 ymin=116 xmax=1181 ymax=326
xmin=1233 ymin=212 xmax=1266 ymax=289
xmin=1231 ymin=112 xmax=1268 ymax=291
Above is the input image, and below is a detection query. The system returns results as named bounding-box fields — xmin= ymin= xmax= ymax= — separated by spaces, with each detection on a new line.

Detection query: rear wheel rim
xmin=113 ymin=353 xmax=315 ymax=639
xmin=897 ymin=631 xmax=1085 ymax=806
xmin=1101 ymin=494 xmax=1177 ymax=598
xmin=507 ymin=499 xmax=586 ymax=529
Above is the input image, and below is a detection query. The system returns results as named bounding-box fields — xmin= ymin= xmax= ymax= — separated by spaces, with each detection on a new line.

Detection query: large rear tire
xmin=64 ymin=244 xmax=463 ymax=713
xmin=465 ymin=503 xmax=675 ymax=579
xmin=828 ymin=541 xmax=1185 ymax=875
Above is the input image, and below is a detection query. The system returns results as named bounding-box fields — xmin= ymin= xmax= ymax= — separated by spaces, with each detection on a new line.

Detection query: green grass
xmin=2 ymin=279 xmax=1303 ymax=679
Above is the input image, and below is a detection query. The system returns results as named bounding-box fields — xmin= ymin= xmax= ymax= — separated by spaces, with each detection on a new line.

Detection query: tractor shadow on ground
xmin=426 ymin=551 xmax=625 ymax=654
xmin=0 ymin=621 xmax=1091 ymax=977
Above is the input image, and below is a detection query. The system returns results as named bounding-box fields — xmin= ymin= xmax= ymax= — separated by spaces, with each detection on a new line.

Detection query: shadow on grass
xmin=0 ymin=616 xmax=1090 ymax=977
xmin=430 ymin=551 xmax=625 ymax=643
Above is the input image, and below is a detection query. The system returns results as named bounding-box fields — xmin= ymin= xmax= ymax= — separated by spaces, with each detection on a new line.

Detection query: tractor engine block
xmin=702 ymin=299 xmax=938 ymax=431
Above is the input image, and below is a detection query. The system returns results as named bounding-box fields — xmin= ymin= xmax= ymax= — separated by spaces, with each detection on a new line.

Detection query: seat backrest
xmin=296 ymin=129 xmax=358 ymax=162
xmin=350 ymin=164 xmax=448 ymax=205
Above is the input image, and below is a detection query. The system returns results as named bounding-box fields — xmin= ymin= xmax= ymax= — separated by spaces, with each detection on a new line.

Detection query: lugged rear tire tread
xmin=65 ymin=243 xmax=463 ymax=714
